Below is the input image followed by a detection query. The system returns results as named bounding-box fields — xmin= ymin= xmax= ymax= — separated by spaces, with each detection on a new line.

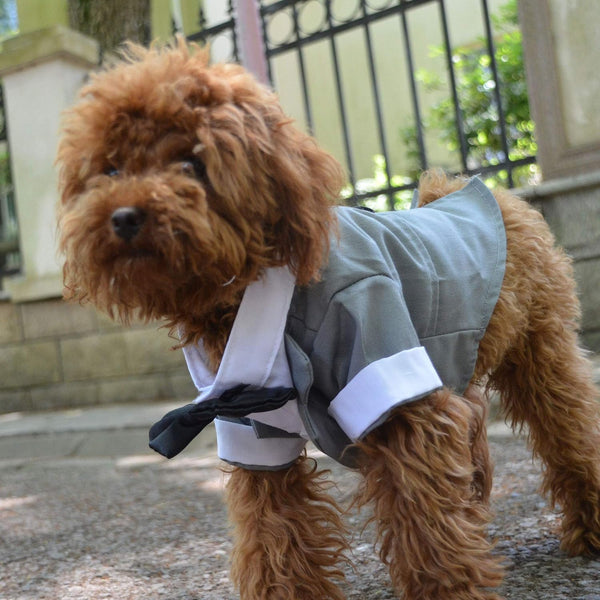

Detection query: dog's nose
xmin=111 ymin=207 xmax=146 ymax=241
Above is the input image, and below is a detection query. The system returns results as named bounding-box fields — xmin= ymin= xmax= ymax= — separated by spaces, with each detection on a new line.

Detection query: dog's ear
xmin=194 ymin=66 xmax=346 ymax=285
xmin=263 ymin=114 xmax=346 ymax=285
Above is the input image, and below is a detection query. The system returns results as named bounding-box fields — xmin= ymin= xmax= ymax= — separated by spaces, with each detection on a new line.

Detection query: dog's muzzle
xmin=111 ymin=206 xmax=146 ymax=241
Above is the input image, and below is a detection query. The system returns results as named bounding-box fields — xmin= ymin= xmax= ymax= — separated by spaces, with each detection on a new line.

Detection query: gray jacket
xmin=173 ymin=177 xmax=506 ymax=469
xmin=238 ymin=176 xmax=506 ymax=467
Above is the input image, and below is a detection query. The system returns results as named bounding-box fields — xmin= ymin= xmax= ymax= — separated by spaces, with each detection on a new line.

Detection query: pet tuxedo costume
xmin=150 ymin=177 xmax=507 ymax=469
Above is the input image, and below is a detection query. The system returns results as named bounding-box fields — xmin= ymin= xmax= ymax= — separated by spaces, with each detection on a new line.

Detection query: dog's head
xmin=57 ymin=39 xmax=344 ymax=346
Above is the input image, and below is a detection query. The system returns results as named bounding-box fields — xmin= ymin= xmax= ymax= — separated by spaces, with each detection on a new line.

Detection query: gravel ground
xmin=1 ymin=430 xmax=600 ymax=600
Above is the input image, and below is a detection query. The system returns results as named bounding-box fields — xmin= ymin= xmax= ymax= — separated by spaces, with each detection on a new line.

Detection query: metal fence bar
xmin=324 ymin=0 xmax=357 ymax=192
xmin=466 ymin=155 xmax=536 ymax=177
xmin=399 ymin=1 xmax=428 ymax=173
xmin=438 ymin=0 xmax=469 ymax=173
xmin=480 ymin=0 xmax=513 ymax=187
xmin=258 ymin=6 xmax=274 ymax=84
xmin=290 ymin=2 xmax=314 ymax=134
xmin=360 ymin=0 xmax=394 ymax=210
xmin=263 ymin=1 xmax=428 ymax=58
xmin=190 ymin=0 xmax=239 ymax=62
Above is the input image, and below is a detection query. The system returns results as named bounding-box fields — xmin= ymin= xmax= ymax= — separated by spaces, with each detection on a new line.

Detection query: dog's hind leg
xmin=225 ymin=454 xmax=349 ymax=600
xmin=464 ymin=384 xmax=494 ymax=505
xmin=480 ymin=188 xmax=600 ymax=557
xmin=356 ymin=389 xmax=504 ymax=600
xmin=488 ymin=303 xmax=600 ymax=556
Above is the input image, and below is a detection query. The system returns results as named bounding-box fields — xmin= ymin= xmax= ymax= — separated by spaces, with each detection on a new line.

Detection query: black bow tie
xmin=148 ymin=384 xmax=297 ymax=459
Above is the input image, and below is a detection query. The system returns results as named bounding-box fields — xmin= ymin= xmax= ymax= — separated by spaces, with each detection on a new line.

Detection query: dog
xmin=56 ymin=39 xmax=600 ymax=600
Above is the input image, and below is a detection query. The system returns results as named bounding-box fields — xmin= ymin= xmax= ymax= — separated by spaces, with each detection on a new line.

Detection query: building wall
xmin=517 ymin=0 xmax=600 ymax=349
xmin=0 ymin=299 xmax=195 ymax=413
xmin=519 ymin=0 xmax=600 ymax=179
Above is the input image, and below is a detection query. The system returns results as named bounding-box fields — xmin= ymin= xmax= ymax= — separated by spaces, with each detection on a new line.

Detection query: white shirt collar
xmin=182 ymin=266 xmax=297 ymax=402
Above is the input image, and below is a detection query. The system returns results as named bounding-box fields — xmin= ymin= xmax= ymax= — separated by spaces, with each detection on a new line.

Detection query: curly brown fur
xmin=418 ymin=169 xmax=600 ymax=556
xmin=356 ymin=389 xmax=503 ymax=600
xmin=57 ymin=38 xmax=344 ymax=364
xmin=225 ymin=455 xmax=349 ymax=600
xmin=56 ymin=37 xmax=600 ymax=600
xmin=464 ymin=384 xmax=494 ymax=505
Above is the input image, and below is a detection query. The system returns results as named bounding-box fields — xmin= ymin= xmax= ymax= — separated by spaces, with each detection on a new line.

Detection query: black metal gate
xmin=189 ymin=0 xmax=537 ymax=209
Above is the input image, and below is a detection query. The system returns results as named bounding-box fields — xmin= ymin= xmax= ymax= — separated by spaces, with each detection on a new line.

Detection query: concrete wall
xmin=0 ymin=19 xmax=202 ymax=415
xmin=0 ymin=299 xmax=195 ymax=413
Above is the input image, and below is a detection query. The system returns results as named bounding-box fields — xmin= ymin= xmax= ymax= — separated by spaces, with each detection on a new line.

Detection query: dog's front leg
xmin=225 ymin=454 xmax=348 ymax=600
xmin=356 ymin=389 xmax=504 ymax=600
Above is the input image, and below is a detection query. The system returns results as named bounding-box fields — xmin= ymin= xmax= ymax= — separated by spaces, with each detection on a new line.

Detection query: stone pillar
xmin=0 ymin=26 xmax=196 ymax=415
xmin=0 ymin=25 xmax=99 ymax=301
xmin=519 ymin=0 xmax=600 ymax=180
xmin=518 ymin=1 xmax=600 ymax=351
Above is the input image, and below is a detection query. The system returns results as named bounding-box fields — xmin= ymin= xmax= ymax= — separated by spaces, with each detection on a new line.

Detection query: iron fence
xmin=192 ymin=0 xmax=537 ymax=209
xmin=189 ymin=1 xmax=240 ymax=62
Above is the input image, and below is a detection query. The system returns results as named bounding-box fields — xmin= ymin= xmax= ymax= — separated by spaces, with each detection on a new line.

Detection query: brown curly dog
xmin=56 ymin=39 xmax=600 ymax=600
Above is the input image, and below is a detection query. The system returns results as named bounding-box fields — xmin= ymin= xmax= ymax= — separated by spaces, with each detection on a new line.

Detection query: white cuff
xmin=215 ymin=418 xmax=306 ymax=470
xmin=328 ymin=346 xmax=443 ymax=441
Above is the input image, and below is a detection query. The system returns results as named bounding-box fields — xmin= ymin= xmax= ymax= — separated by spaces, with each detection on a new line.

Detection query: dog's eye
xmin=181 ymin=157 xmax=207 ymax=180
xmin=105 ymin=167 xmax=120 ymax=177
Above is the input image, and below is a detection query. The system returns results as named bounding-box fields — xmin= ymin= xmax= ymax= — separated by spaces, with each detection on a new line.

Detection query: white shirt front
xmin=182 ymin=266 xmax=308 ymax=468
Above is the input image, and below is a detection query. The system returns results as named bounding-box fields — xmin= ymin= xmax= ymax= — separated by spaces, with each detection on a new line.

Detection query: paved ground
xmin=1 ymin=357 xmax=600 ymax=600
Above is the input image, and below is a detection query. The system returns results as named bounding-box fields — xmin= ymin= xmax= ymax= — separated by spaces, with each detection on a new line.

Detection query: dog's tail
xmin=415 ymin=169 xmax=469 ymax=207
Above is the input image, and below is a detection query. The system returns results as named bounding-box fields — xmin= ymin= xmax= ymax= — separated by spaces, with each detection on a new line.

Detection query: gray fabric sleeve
xmin=308 ymin=274 xmax=425 ymax=400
